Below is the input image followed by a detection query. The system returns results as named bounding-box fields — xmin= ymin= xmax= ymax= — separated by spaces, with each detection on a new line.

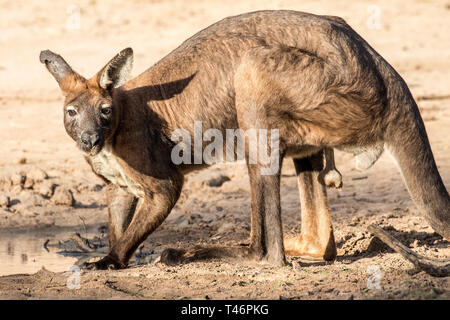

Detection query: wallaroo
xmin=40 ymin=10 xmax=449 ymax=269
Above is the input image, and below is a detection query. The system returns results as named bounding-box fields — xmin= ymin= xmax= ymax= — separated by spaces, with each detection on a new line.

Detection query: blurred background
xmin=1 ymin=0 xmax=450 ymax=99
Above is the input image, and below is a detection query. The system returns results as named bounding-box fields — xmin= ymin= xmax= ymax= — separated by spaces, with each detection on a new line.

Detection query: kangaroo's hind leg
xmin=284 ymin=151 xmax=337 ymax=261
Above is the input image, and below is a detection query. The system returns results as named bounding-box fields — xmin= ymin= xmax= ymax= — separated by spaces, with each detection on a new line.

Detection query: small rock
xmin=37 ymin=180 xmax=55 ymax=198
xmin=17 ymin=157 xmax=27 ymax=165
xmin=91 ymin=184 xmax=104 ymax=192
xmin=349 ymin=216 xmax=360 ymax=226
xmin=217 ymin=222 xmax=234 ymax=234
xmin=411 ymin=239 xmax=420 ymax=248
xmin=51 ymin=186 xmax=74 ymax=206
xmin=23 ymin=177 xmax=34 ymax=189
xmin=207 ymin=175 xmax=230 ymax=187
xmin=11 ymin=173 xmax=26 ymax=186
xmin=11 ymin=185 xmax=23 ymax=194
xmin=28 ymin=168 xmax=48 ymax=181
xmin=176 ymin=217 xmax=190 ymax=227
xmin=0 ymin=195 xmax=10 ymax=208
xmin=19 ymin=191 xmax=46 ymax=207
xmin=13 ymin=205 xmax=37 ymax=217
xmin=354 ymin=232 xmax=366 ymax=241
xmin=0 ymin=176 xmax=12 ymax=191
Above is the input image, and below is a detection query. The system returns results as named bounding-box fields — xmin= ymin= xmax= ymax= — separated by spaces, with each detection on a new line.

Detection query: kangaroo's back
xmin=121 ymin=10 xmax=377 ymax=132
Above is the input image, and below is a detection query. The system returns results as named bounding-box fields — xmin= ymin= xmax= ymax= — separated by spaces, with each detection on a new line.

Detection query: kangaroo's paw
xmin=82 ymin=255 xmax=126 ymax=270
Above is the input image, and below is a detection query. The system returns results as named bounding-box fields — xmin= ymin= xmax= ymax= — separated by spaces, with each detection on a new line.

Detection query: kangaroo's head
xmin=39 ymin=48 xmax=133 ymax=156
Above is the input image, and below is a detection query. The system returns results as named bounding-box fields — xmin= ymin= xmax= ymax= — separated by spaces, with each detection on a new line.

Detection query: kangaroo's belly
xmin=90 ymin=146 xmax=144 ymax=198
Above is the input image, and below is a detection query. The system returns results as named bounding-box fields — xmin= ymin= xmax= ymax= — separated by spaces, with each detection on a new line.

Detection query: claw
xmin=82 ymin=255 xmax=125 ymax=270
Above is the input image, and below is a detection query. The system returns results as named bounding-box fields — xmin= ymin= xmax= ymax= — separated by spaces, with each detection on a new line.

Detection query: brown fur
xmin=40 ymin=10 xmax=449 ymax=269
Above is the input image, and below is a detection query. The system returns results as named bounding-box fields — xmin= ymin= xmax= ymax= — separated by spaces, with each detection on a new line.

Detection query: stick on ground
xmin=368 ymin=224 xmax=450 ymax=277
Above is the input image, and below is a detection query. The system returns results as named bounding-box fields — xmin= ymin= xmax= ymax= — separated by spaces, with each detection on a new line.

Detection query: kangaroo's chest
xmin=90 ymin=146 xmax=144 ymax=198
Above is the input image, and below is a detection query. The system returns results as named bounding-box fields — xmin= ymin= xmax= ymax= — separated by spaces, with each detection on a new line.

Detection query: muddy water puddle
xmin=0 ymin=227 xmax=103 ymax=276
xmin=0 ymin=227 xmax=160 ymax=276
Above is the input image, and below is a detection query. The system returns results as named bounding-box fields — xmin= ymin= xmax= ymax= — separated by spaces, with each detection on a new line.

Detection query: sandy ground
xmin=0 ymin=0 xmax=449 ymax=299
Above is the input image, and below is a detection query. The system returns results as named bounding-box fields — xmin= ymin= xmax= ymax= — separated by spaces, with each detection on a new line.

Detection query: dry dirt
xmin=0 ymin=0 xmax=449 ymax=300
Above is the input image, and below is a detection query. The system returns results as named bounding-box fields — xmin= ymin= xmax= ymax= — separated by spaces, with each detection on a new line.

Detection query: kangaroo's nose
xmin=81 ymin=131 xmax=100 ymax=149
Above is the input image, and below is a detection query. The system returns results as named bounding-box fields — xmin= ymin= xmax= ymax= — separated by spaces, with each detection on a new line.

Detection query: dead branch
xmin=367 ymin=224 xmax=450 ymax=277
xmin=70 ymin=233 xmax=92 ymax=253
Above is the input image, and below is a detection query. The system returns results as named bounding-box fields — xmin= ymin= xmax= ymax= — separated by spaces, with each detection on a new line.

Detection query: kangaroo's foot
xmin=284 ymin=235 xmax=336 ymax=261
xmin=82 ymin=254 xmax=126 ymax=270
xmin=159 ymin=245 xmax=256 ymax=266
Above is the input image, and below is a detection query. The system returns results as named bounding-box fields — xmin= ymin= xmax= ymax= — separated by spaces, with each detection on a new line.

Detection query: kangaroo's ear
xmin=98 ymin=48 xmax=133 ymax=91
xmin=39 ymin=50 xmax=76 ymax=87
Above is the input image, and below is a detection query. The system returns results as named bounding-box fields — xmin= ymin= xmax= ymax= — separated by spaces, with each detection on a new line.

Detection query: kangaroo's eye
xmin=66 ymin=107 xmax=77 ymax=117
xmin=101 ymin=106 xmax=112 ymax=116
